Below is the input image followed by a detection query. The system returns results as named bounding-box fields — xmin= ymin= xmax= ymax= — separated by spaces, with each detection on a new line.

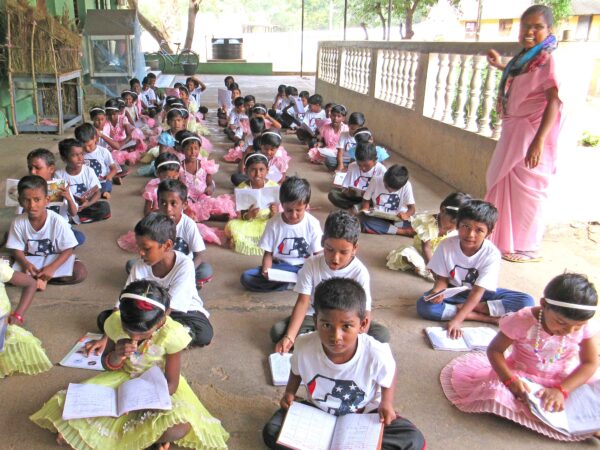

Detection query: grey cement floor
xmin=0 ymin=75 xmax=599 ymax=450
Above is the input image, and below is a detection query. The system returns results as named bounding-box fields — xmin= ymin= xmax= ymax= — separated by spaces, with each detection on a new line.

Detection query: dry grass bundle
xmin=6 ymin=0 xmax=81 ymax=74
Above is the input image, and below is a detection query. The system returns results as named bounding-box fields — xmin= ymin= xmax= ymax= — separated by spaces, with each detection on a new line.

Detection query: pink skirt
xmin=223 ymin=146 xmax=243 ymax=163
xmin=307 ymin=147 xmax=326 ymax=164
xmin=186 ymin=194 xmax=237 ymax=222
xmin=440 ymin=352 xmax=592 ymax=442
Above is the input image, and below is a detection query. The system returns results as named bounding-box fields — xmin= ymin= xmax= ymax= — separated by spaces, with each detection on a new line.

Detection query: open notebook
xmin=234 ymin=185 xmax=280 ymax=210
xmin=425 ymin=326 xmax=497 ymax=351
xmin=269 ymin=352 xmax=292 ymax=386
xmin=62 ymin=365 xmax=172 ymax=420
xmin=13 ymin=254 xmax=75 ymax=278
xmin=267 ymin=269 xmax=298 ymax=284
xmin=523 ymin=378 xmax=600 ymax=436
xmin=59 ymin=332 xmax=105 ymax=371
xmin=277 ymin=401 xmax=383 ymax=450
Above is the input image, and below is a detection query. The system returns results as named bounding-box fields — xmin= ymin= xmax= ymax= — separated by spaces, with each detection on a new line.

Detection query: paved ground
xmin=0 ymin=75 xmax=599 ymax=450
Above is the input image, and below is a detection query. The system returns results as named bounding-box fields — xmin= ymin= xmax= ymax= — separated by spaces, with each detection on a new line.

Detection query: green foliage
xmin=537 ymin=0 xmax=572 ymax=23
xmin=581 ymin=131 xmax=600 ymax=147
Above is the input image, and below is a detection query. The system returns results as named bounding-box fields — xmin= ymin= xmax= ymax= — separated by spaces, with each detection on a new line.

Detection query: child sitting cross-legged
xmin=6 ymin=175 xmax=88 ymax=290
xmin=441 ymin=273 xmax=599 ymax=442
xmin=416 ymin=200 xmax=534 ymax=337
xmin=329 ymin=142 xmax=387 ymax=211
xmin=31 ymin=279 xmax=229 ymax=450
xmin=240 ymin=177 xmax=322 ymax=292
xmin=272 ymin=210 xmax=390 ymax=353
xmin=263 ymin=278 xmax=426 ymax=450
xmin=359 ymin=164 xmax=416 ymax=236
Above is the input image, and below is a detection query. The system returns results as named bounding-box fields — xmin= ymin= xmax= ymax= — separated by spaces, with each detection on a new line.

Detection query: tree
xmin=538 ymin=0 xmax=572 ymax=23
xmin=127 ymin=0 xmax=174 ymax=53
xmin=183 ymin=0 xmax=202 ymax=50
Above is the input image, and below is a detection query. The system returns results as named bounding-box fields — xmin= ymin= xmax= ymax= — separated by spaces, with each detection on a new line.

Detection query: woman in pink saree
xmin=485 ymin=5 xmax=562 ymax=263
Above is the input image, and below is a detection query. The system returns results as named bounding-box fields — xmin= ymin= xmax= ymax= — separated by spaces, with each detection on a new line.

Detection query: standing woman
xmin=485 ymin=4 xmax=561 ymax=263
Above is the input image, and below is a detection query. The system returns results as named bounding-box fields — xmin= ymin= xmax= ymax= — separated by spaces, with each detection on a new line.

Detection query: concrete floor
xmin=0 ymin=75 xmax=599 ymax=450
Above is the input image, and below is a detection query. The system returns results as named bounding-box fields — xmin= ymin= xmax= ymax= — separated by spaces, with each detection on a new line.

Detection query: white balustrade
xmin=340 ymin=47 xmax=371 ymax=95
xmin=465 ymin=55 xmax=486 ymax=132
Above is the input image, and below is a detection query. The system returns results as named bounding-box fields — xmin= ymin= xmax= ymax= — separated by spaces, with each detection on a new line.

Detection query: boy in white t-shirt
xmin=225 ymin=96 xmax=249 ymax=143
xmin=329 ymin=142 xmax=387 ymax=211
xmin=241 ymin=177 xmax=322 ymax=292
xmin=417 ymin=200 xmax=534 ymax=338
xmin=272 ymin=210 xmax=389 ymax=353
xmin=157 ymin=179 xmax=213 ymax=288
xmin=296 ymin=94 xmax=326 ymax=147
xmin=6 ymin=176 xmax=87 ymax=289
xmin=75 ymin=123 xmax=118 ymax=200
xmin=360 ymin=164 xmax=416 ymax=236
xmin=263 ymin=278 xmax=425 ymax=450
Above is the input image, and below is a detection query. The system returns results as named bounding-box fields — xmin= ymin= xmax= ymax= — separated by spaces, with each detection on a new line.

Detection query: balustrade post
xmin=432 ymin=53 xmax=449 ymax=120
xmin=397 ymin=51 xmax=407 ymax=105
xmin=465 ymin=55 xmax=486 ymax=132
xmin=478 ymin=63 xmax=499 ymax=136
xmin=401 ymin=51 xmax=411 ymax=107
xmin=368 ymin=48 xmax=377 ymax=97
xmin=390 ymin=51 xmax=400 ymax=104
xmin=454 ymin=54 xmax=471 ymax=128
xmin=442 ymin=54 xmax=460 ymax=123
xmin=406 ymin=52 xmax=419 ymax=109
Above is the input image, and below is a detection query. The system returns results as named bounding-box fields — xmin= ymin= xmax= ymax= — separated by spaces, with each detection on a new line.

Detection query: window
xmin=465 ymin=21 xmax=477 ymax=39
xmin=499 ymin=19 xmax=513 ymax=36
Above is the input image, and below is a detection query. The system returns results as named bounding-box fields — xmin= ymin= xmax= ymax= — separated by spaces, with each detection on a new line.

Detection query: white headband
xmin=156 ymin=160 xmax=181 ymax=170
xmin=545 ymin=297 xmax=598 ymax=311
xmin=444 ymin=206 xmax=459 ymax=211
xmin=261 ymin=131 xmax=281 ymax=139
xmin=254 ymin=106 xmax=267 ymax=113
xmin=354 ymin=130 xmax=371 ymax=137
xmin=119 ymin=293 xmax=166 ymax=311
xmin=105 ymin=106 xmax=119 ymax=111
xmin=90 ymin=107 xmax=105 ymax=113
xmin=181 ymin=136 xmax=201 ymax=145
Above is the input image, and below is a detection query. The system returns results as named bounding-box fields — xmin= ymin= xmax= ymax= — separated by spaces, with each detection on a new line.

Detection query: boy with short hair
xmin=329 ymin=142 xmax=387 ymax=211
xmin=225 ymin=96 xmax=249 ymax=142
xmin=296 ymin=94 xmax=326 ymax=147
xmin=6 ymin=175 xmax=87 ymax=289
xmin=157 ymin=179 xmax=213 ymax=288
xmin=359 ymin=164 xmax=416 ymax=236
xmin=272 ymin=210 xmax=389 ymax=353
xmin=74 ymin=123 xmax=118 ymax=199
xmin=416 ymin=200 xmax=534 ymax=338
xmin=263 ymin=278 xmax=426 ymax=450
xmin=240 ymin=177 xmax=322 ymax=292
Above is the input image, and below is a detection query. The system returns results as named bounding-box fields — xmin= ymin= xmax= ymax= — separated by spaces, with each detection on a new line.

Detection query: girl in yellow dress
xmin=0 ymin=259 xmax=52 ymax=378
xmin=386 ymin=192 xmax=471 ymax=279
xmin=31 ymin=280 xmax=229 ymax=450
xmin=225 ymin=152 xmax=279 ymax=255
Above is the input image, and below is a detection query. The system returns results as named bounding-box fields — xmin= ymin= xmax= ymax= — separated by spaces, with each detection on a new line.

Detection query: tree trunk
xmin=375 ymin=2 xmax=387 ymax=40
xmin=128 ymin=0 xmax=173 ymax=53
xmin=360 ymin=22 xmax=369 ymax=40
xmin=183 ymin=0 xmax=202 ymax=50
xmin=403 ymin=0 xmax=418 ymax=40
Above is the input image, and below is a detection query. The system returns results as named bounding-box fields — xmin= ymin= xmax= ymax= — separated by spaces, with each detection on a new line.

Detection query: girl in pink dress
xmin=178 ymin=131 xmax=236 ymax=222
xmin=441 ymin=273 xmax=599 ymax=441
xmin=307 ymin=104 xmax=349 ymax=170
xmin=103 ymin=98 xmax=147 ymax=165
xmin=484 ymin=5 xmax=561 ymax=263
xmin=261 ymin=131 xmax=290 ymax=185
xmin=142 ymin=152 xmax=181 ymax=216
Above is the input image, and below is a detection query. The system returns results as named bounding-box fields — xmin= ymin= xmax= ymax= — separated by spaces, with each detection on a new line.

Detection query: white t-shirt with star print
xmin=291 ymin=332 xmax=395 ymax=416
xmin=56 ymin=166 xmax=101 ymax=199
xmin=173 ymin=214 xmax=206 ymax=258
xmin=83 ymin=145 xmax=115 ymax=179
xmin=363 ymin=176 xmax=414 ymax=215
xmin=6 ymin=210 xmax=78 ymax=255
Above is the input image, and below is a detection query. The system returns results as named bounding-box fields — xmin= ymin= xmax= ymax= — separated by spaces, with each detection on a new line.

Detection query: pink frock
xmin=441 ymin=307 xmax=600 ymax=441
xmin=308 ymin=123 xmax=348 ymax=163
xmin=484 ymin=56 xmax=561 ymax=254
xmin=109 ymin=114 xmax=147 ymax=165
xmin=180 ymin=159 xmax=236 ymax=222
xmin=267 ymin=147 xmax=291 ymax=183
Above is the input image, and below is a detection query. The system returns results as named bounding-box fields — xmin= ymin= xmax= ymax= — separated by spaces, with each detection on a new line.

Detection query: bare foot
xmin=455 ymin=303 xmax=500 ymax=325
xmin=159 ymin=443 xmax=170 ymax=450
xmin=36 ymin=278 xmax=48 ymax=291
xmin=56 ymin=434 xmax=72 ymax=448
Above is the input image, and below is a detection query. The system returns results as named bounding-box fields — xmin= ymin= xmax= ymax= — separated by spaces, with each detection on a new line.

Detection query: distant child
xmin=6 ymin=175 xmax=87 ymax=289
xmin=348 ymin=127 xmax=390 ymax=163
xmin=226 ymin=116 xmax=265 ymax=172
xmin=442 ymin=273 xmax=599 ymax=441
xmin=225 ymin=152 xmax=279 ymax=256
xmin=140 ymin=75 xmax=159 ymax=112
xmin=31 ymin=279 xmax=229 ymax=449
xmin=279 ymin=86 xmax=299 ymax=128
xmin=156 ymin=179 xmax=214 ymax=288
xmin=296 ymin=94 xmax=326 ymax=147
xmin=106 ymin=97 xmax=147 ymax=155
xmin=143 ymin=152 xmax=181 ymax=215
xmin=336 ymin=111 xmax=365 ymax=160
xmin=263 ymin=278 xmax=426 ymax=450
xmin=186 ymin=75 xmax=207 ymax=107
xmin=240 ymin=177 xmax=322 ymax=292
xmin=25 ymin=148 xmax=84 ymax=245
xmin=74 ymin=123 xmax=119 ymax=199
xmin=308 ymin=104 xmax=349 ymax=169
xmin=244 ymin=94 xmax=256 ymax=116
xmin=387 ymin=192 xmax=472 ymax=279
xmin=165 ymin=108 xmax=188 ymax=141
xmin=272 ymin=84 xmax=287 ymax=113
xmin=272 ymin=210 xmax=389 ymax=353
xmin=416 ymin=200 xmax=534 ymax=337
xmin=359 ymin=164 xmax=416 ymax=236
xmin=178 ymin=131 xmax=235 ymax=222
xmin=55 ymin=138 xmax=111 ymax=223
xmin=252 ymin=104 xmax=281 ymax=129
xmin=225 ymin=97 xmax=249 ymax=142
xmin=329 ymin=142 xmax=387 ymax=211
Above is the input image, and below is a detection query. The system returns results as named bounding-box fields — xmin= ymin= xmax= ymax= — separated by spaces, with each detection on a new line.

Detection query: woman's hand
xmin=486 ymin=49 xmax=505 ymax=70
xmin=507 ymin=378 xmax=530 ymax=402
xmin=537 ymin=387 xmax=566 ymax=412
xmin=525 ymin=137 xmax=544 ymax=169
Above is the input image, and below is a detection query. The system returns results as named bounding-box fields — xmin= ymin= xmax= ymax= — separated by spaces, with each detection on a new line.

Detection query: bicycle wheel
xmin=177 ymin=50 xmax=199 ymax=67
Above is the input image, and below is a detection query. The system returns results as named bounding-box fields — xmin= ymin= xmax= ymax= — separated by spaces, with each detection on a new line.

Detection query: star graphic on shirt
xmin=87 ymin=159 xmax=103 ymax=177
xmin=349 ymin=384 xmax=357 ymax=391
xmin=335 ymin=387 xmax=343 ymax=392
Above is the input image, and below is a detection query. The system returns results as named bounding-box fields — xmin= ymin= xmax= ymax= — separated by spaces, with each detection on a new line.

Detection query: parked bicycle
xmin=147 ymin=41 xmax=199 ymax=73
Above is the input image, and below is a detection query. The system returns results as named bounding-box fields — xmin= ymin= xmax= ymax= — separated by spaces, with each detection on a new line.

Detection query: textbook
xmin=523 ymin=378 xmax=600 ymax=436
xmin=5 ymin=178 xmax=66 ymax=207
xmin=62 ymin=365 xmax=172 ymax=420
xmin=0 ymin=314 xmax=7 ymax=353
xmin=332 ymin=171 xmax=346 ymax=187
xmin=425 ymin=326 xmax=497 ymax=351
xmin=423 ymin=286 xmax=469 ymax=302
xmin=277 ymin=401 xmax=383 ymax=450
xmin=362 ymin=209 xmax=400 ymax=222
xmin=267 ymin=269 xmax=298 ymax=284
xmin=59 ymin=332 xmax=105 ymax=371
xmin=269 ymin=352 xmax=292 ymax=386
xmin=235 ymin=185 xmax=280 ymax=210
xmin=13 ymin=254 xmax=75 ymax=278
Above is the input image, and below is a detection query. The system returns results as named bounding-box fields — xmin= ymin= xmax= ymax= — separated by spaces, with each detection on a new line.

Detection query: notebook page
xmin=269 ymin=352 xmax=292 ymax=386
xmin=62 ymin=383 xmax=117 ymax=420
xmin=117 ymin=365 xmax=172 ymax=416
xmin=565 ymin=380 xmax=600 ymax=435
xmin=277 ymin=402 xmax=336 ymax=450
xmin=333 ymin=172 xmax=346 ymax=187
xmin=234 ymin=188 xmax=261 ymax=211
xmin=259 ymin=186 xmax=280 ymax=209
xmin=43 ymin=254 xmax=75 ymax=278
xmin=59 ymin=332 xmax=105 ymax=371
xmin=462 ymin=327 xmax=497 ymax=350
xmin=267 ymin=269 xmax=298 ymax=284
xmin=425 ymin=327 xmax=470 ymax=351
xmin=331 ymin=413 xmax=383 ymax=450
xmin=522 ymin=378 xmax=570 ymax=435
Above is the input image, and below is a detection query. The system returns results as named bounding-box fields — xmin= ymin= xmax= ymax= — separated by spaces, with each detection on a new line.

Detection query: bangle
xmin=10 ymin=312 xmax=24 ymax=324
xmin=104 ymin=352 xmax=125 ymax=371
xmin=282 ymin=335 xmax=295 ymax=345
xmin=553 ymin=384 xmax=569 ymax=400
xmin=502 ymin=375 xmax=518 ymax=387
